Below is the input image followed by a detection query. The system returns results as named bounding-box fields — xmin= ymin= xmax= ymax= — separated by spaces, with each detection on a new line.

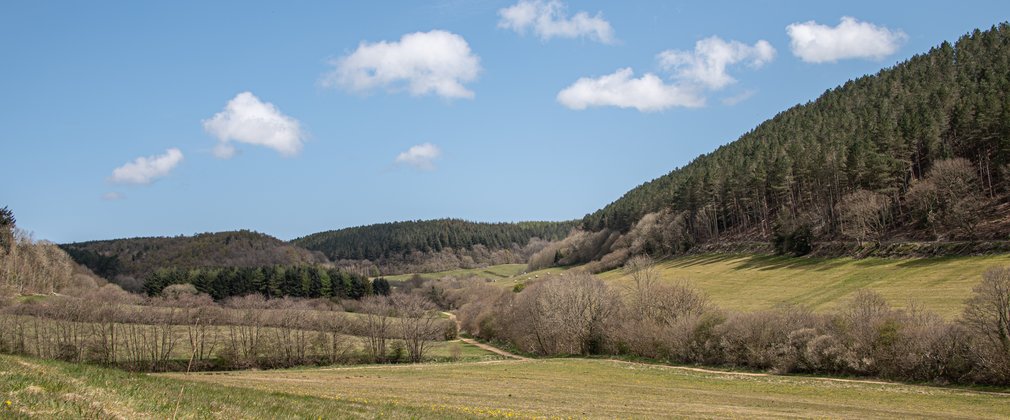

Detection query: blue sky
xmin=2 ymin=0 xmax=1007 ymax=243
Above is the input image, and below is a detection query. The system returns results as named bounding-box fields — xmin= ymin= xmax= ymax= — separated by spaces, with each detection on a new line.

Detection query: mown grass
xmin=167 ymin=358 xmax=1010 ymax=419
xmin=595 ymin=253 xmax=1010 ymax=317
xmin=479 ymin=254 xmax=1010 ymax=318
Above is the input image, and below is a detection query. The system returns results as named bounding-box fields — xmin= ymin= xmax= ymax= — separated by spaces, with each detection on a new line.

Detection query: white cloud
xmin=787 ymin=17 xmax=907 ymax=63
xmin=498 ymin=0 xmax=615 ymax=44
xmin=556 ymin=68 xmax=704 ymax=112
xmin=558 ymin=36 xmax=773 ymax=112
xmin=203 ymin=92 xmax=304 ymax=158
xmin=109 ymin=148 xmax=183 ymax=185
xmin=721 ymin=89 xmax=757 ymax=106
xmin=657 ymin=37 xmax=775 ymax=90
xmin=323 ymin=30 xmax=481 ymax=99
xmin=101 ymin=192 xmax=125 ymax=201
xmin=395 ymin=143 xmax=442 ymax=170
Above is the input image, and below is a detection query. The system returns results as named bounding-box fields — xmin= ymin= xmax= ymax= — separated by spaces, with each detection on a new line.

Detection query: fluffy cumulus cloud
xmin=395 ymin=143 xmax=442 ymax=171
xmin=787 ymin=17 xmax=907 ymax=63
xmin=323 ymin=30 xmax=481 ymax=99
xmin=498 ymin=0 xmax=615 ymax=44
xmin=109 ymin=148 xmax=184 ymax=185
xmin=657 ymin=36 xmax=775 ymax=90
xmin=556 ymin=68 xmax=704 ymax=112
xmin=558 ymin=36 xmax=773 ymax=111
xmin=203 ymin=92 xmax=305 ymax=159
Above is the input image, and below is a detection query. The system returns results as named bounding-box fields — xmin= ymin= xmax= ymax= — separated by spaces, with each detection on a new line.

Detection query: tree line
xmin=581 ymin=23 xmax=1010 ymax=253
xmin=143 ymin=265 xmax=392 ymax=301
xmin=0 ymin=284 xmax=453 ymax=371
xmin=60 ymin=230 xmax=326 ymax=289
xmin=458 ymin=257 xmax=1010 ymax=386
xmin=293 ymin=219 xmax=576 ymax=262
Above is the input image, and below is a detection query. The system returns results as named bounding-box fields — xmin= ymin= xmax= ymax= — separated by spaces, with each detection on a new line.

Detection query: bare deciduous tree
xmin=360 ymin=295 xmax=394 ymax=362
xmin=514 ymin=272 xmax=618 ymax=355
xmin=906 ymin=158 xmax=986 ymax=238
xmin=391 ymin=293 xmax=443 ymax=362
xmin=963 ymin=267 xmax=1010 ymax=354
xmin=624 ymin=255 xmax=660 ymax=319
xmin=837 ymin=189 xmax=888 ymax=244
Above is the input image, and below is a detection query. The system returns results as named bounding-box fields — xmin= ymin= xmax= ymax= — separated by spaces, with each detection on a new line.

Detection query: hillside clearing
xmin=476 ymin=254 xmax=1010 ymax=318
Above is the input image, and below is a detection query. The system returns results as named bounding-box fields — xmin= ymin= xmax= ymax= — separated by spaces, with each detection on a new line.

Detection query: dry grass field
xmin=165 ymin=358 xmax=1010 ymax=419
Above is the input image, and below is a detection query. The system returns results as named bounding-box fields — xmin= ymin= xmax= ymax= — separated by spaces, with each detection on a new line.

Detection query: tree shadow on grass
xmin=665 ymin=253 xmax=853 ymax=272
xmin=850 ymin=258 xmax=895 ymax=268
xmin=895 ymin=256 xmax=964 ymax=268
xmin=730 ymin=254 xmax=850 ymax=272
xmin=664 ymin=254 xmax=749 ymax=268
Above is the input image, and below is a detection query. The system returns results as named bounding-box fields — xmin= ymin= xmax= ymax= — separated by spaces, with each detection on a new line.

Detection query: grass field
xmin=166 ymin=358 xmax=1010 ymax=419
xmin=0 ymin=342 xmax=499 ymax=419
xmin=0 ymin=354 xmax=424 ymax=418
xmin=6 ymin=349 xmax=1010 ymax=418
xmin=475 ymin=254 xmax=1010 ymax=318
xmin=383 ymin=264 xmax=527 ymax=282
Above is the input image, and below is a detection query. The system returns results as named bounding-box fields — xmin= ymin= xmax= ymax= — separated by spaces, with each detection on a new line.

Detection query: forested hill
xmin=293 ymin=219 xmax=576 ymax=262
xmin=582 ymin=24 xmax=1010 ymax=247
xmin=61 ymin=230 xmax=326 ymax=287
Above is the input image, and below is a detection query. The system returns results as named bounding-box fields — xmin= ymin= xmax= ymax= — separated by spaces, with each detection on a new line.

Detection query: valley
xmin=3 ymin=8 xmax=1010 ymax=419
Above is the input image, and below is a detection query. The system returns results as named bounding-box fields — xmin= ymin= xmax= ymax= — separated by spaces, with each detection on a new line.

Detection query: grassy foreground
xmin=167 ymin=358 xmax=1010 ymax=419
xmin=477 ymin=254 xmax=1010 ymax=318
xmin=5 ymin=352 xmax=1009 ymax=418
xmin=0 ymin=340 xmax=499 ymax=418
xmin=0 ymin=354 xmax=404 ymax=418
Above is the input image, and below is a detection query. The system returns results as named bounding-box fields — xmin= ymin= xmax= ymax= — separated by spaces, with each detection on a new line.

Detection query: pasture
xmin=166 ymin=358 xmax=1010 ymax=418
xmin=475 ymin=254 xmax=1010 ymax=318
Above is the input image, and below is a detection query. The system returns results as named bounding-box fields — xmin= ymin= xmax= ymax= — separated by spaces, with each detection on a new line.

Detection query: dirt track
xmin=442 ymin=312 xmax=529 ymax=360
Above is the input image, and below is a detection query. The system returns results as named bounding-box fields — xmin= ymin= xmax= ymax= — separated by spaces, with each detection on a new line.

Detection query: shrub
xmin=772 ymin=220 xmax=813 ymax=256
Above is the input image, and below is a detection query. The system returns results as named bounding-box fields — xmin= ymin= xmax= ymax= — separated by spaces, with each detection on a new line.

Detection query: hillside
xmin=507 ymin=254 xmax=1010 ymax=318
xmin=293 ymin=219 xmax=577 ymax=274
xmin=61 ymin=230 xmax=326 ymax=288
xmin=575 ymin=24 xmax=1010 ymax=265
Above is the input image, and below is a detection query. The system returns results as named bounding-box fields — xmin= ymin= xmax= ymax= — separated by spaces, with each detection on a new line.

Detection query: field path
xmin=443 ymin=312 xmax=529 ymax=361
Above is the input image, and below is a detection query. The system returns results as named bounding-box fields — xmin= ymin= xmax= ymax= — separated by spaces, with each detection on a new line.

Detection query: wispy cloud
xmin=203 ymin=92 xmax=305 ymax=159
xmin=498 ymin=0 xmax=615 ymax=44
xmin=323 ymin=30 xmax=481 ymax=99
xmin=101 ymin=192 xmax=125 ymax=201
xmin=395 ymin=143 xmax=442 ymax=171
xmin=787 ymin=17 xmax=906 ymax=63
xmin=721 ymin=89 xmax=757 ymax=106
xmin=109 ymin=148 xmax=183 ymax=185
xmin=657 ymin=37 xmax=775 ymax=90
